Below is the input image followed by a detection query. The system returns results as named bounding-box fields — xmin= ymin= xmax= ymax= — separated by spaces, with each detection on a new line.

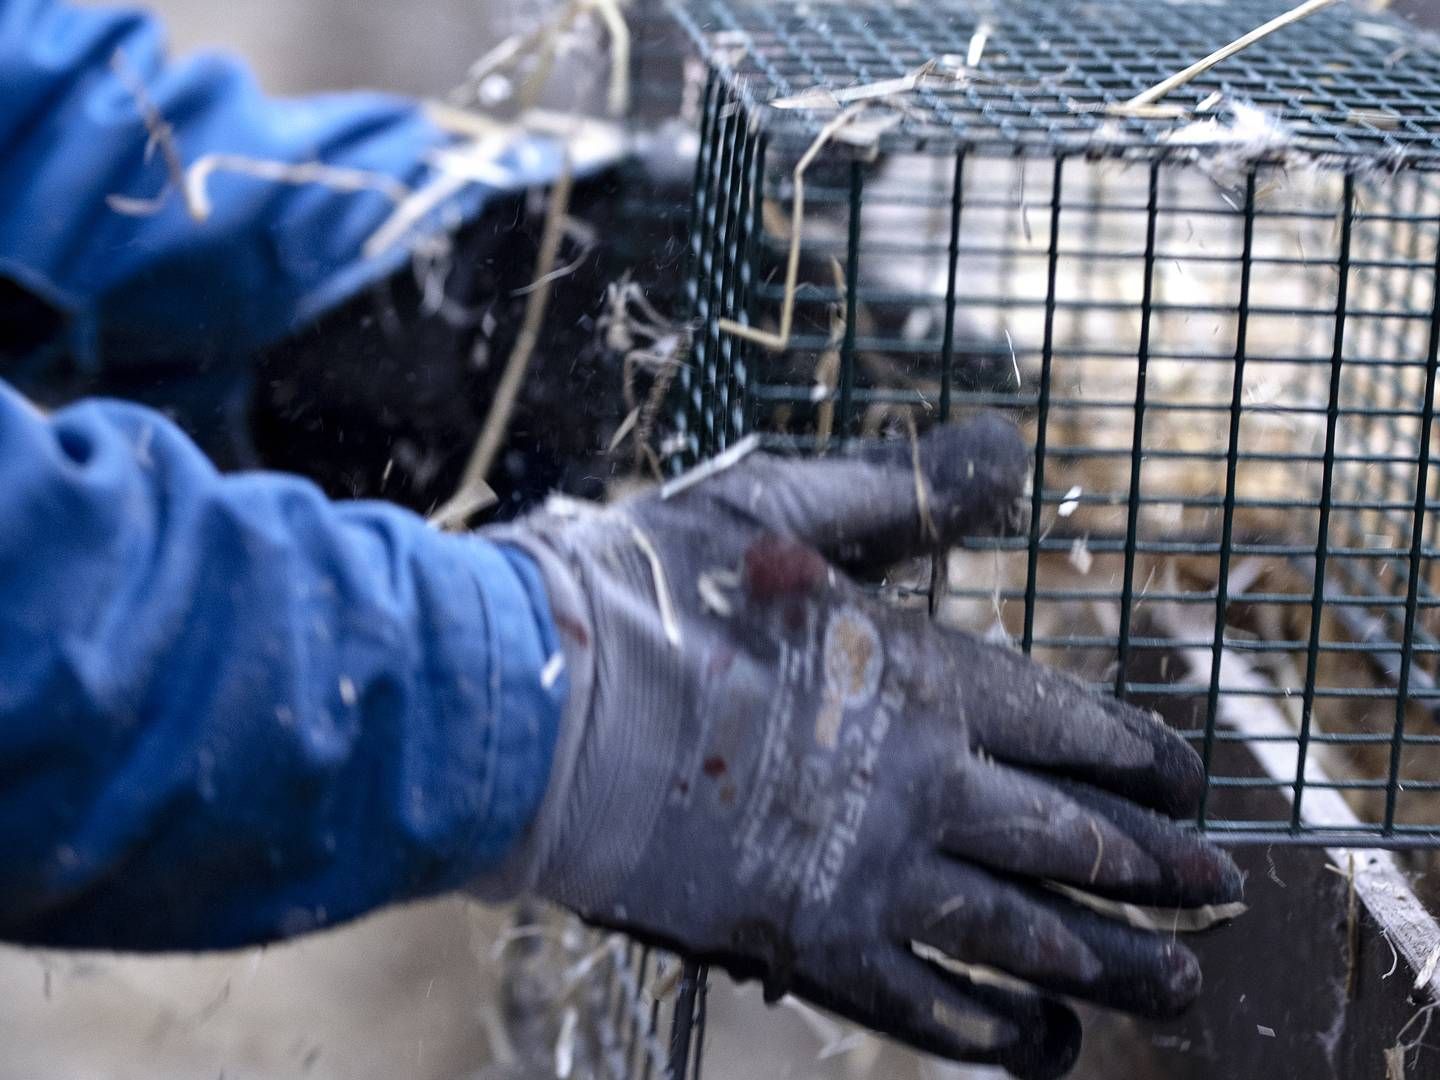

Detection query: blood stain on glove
xmin=702 ymin=754 xmax=738 ymax=806
xmin=551 ymin=611 xmax=590 ymax=648
xmin=743 ymin=534 xmax=828 ymax=603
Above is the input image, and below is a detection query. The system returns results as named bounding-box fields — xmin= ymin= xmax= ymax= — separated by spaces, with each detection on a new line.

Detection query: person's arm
xmin=0 ymin=0 xmax=565 ymax=371
xmin=0 ymin=379 xmax=565 ymax=949
xmin=0 ymin=372 xmax=1244 ymax=1076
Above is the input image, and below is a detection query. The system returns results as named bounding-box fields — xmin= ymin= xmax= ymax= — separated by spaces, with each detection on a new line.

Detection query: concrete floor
xmin=0 ymin=893 xmax=983 ymax=1080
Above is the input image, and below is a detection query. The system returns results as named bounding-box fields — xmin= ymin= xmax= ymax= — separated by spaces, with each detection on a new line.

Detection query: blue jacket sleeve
xmin=0 ymin=0 xmax=566 ymax=371
xmin=0 ymin=379 xmax=565 ymax=950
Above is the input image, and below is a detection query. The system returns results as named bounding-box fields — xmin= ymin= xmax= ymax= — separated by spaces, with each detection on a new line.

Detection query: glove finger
xmin=936 ymin=758 xmax=1243 ymax=908
xmin=791 ymin=947 xmax=1081 ymax=1080
xmin=949 ymin=631 xmax=1205 ymax=817
xmin=695 ymin=413 xmax=1028 ymax=572
xmin=900 ymin=859 xmax=1204 ymax=1019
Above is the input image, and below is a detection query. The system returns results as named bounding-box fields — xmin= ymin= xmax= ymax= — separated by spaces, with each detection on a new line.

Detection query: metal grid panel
xmin=596 ymin=949 xmax=707 ymax=1080
xmin=495 ymin=906 xmax=708 ymax=1079
xmin=669 ymin=0 xmax=1440 ymax=161
xmin=673 ymin=1 xmax=1440 ymax=848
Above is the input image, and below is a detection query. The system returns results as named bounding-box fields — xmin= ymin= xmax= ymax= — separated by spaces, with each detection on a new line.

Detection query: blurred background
xmin=133 ymin=0 xmax=1439 ymax=97
xmin=127 ymin=0 xmax=521 ymax=97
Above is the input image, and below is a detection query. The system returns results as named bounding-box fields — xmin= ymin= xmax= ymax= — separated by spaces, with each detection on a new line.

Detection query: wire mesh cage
xmin=487 ymin=905 xmax=709 ymax=1080
xmin=512 ymin=3 xmax=1440 ymax=1077
xmin=665 ymin=0 xmax=1440 ymax=850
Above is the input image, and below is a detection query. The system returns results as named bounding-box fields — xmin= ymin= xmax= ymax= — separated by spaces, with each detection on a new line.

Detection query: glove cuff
xmin=470 ymin=524 xmax=597 ymax=902
xmin=479 ymin=504 xmax=692 ymax=918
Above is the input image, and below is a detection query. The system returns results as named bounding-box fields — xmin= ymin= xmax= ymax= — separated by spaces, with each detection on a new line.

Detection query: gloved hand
xmin=486 ymin=414 xmax=1243 ymax=1080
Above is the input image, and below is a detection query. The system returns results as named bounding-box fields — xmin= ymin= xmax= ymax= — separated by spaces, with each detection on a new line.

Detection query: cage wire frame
xmin=565 ymin=2 xmax=1440 ymax=1076
xmin=667 ymin=0 xmax=1440 ymax=851
xmin=564 ymin=934 xmax=710 ymax=1079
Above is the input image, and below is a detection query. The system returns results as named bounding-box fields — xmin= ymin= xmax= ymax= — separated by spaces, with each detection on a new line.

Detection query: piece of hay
xmin=911 ymin=940 xmax=1037 ymax=995
xmin=108 ymin=52 xmax=414 ymax=228
xmin=105 ymin=50 xmax=193 ymax=219
xmin=1091 ymin=102 xmax=1191 ymax=120
xmin=770 ymin=60 xmax=937 ymax=111
xmin=1002 ymin=327 xmax=1022 ymax=389
xmin=363 ymin=170 xmax=472 ymax=260
xmin=605 ymin=278 xmax=692 ymax=477
xmin=1347 ymin=108 xmax=1402 ymax=129
xmin=554 ymin=1006 xmax=578 ymax=1079
xmin=1048 ymin=882 xmax=1248 ymax=932
xmin=185 ymin=154 xmax=409 ymax=223
xmin=623 ymin=519 xmax=682 ymax=648
xmin=1112 ymin=0 xmax=1343 ymax=114
xmin=510 ymin=235 xmax=595 ymax=297
xmin=107 ymin=49 xmax=414 ymax=226
xmin=1413 ymin=944 xmax=1440 ymax=991
xmin=560 ymin=935 xmax=622 ymax=991
xmin=456 ymin=0 xmax=631 ymax=118
xmin=1386 ymin=1004 xmax=1439 ymax=1080
xmin=421 ymin=100 xmax=510 ymax=140
xmin=366 ymin=126 xmax=552 ymax=258
xmin=716 ymin=103 xmax=884 ymax=352
xmin=631 ymin=352 xmax=685 ymax=472
xmin=769 ymin=87 xmax=845 ymax=112
xmin=430 ymin=157 xmax=576 ymax=530
xmin=607 ymin=408 xmax=640 ymax=455
xmin=426 ymin=480 xmax=498 ymax=532
xmin=584 ymin=0 xmax=632 ymax=117
xmin=903 ymin=411 xmax=939 ymax=543
xmin=659 ymin=434 xmax=760 ymax=500
xmin=647 ymin=959 xmax=684 ymax=1003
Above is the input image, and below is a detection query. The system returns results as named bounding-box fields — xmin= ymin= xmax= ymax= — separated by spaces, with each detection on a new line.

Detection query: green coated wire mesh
xmin=492 ymin=909 xmax=708 ymax=1080
xmin=669 ymin=0 xmax=1440 ymax=848
xmin=581 ymin=3 xmax=1440 ymax=1077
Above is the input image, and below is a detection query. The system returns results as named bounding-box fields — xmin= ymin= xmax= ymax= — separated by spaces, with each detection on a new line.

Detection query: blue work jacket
xmin=0 ymin=382 xmax=565 ymax=950
xmin=0 ymin=0 xmax=570 ymax=949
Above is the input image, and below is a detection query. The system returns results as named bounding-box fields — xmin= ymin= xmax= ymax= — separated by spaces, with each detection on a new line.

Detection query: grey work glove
xmin=485 ymin=414 xmax=1243 ymax=1080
